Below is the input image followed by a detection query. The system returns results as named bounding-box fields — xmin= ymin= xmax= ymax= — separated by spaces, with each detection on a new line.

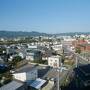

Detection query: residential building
xmin=26 ymin=49 xmax=42 ymax=61
xmin=51 ymin=44 xmax=63 ymax=55
xmin=48 ymin=55 xmax=61 ymax=68
xmin=13 ymin=64 xmax=38 ymax=82
xmin=72 ymin=39 xmax=88 ymax=48
xmin=51 ymin=44 xmax=62 ymax=51
xmin=77 ymin=44 xmax=90 ymax=52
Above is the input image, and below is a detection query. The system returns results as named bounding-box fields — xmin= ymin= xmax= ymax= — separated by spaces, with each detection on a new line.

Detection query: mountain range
xmin=0 ymin=31 xmax=48 ymax=38
xmin=0 ymin=30 xmax=90 ymax=38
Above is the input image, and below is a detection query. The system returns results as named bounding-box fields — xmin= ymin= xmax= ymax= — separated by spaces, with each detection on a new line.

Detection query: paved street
xmin=63 ymin=45 xmax=90 ymax=65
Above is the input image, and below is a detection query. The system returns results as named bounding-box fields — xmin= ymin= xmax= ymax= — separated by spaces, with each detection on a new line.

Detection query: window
xmin=55 ymin=60 xmax=57 ymax=62
xmin=54 ymin=63 xmax=57 ymax=66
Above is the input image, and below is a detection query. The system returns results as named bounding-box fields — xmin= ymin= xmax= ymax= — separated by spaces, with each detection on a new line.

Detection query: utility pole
xmin=57 ymin=64 xmax=62 ymax=90
xmin=57 ymin=68 xmax=60 ymax=90
xmin=76 ymin=56 xmax=78 ymax=68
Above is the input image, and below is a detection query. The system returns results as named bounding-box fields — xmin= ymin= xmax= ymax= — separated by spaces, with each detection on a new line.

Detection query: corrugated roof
xmin=30 ymin=78 xmax=46 ymax=89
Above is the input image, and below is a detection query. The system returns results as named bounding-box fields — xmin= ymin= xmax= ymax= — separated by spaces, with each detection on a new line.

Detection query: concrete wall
xmin=13 ymin=73 xmax=26 ymax=82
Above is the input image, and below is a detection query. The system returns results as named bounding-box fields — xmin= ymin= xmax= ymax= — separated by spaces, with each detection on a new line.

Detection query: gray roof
xmin=15 ymin=64 xmax=36 ymax=73
xmin=0 ymin=80 xmax=23 ymax=90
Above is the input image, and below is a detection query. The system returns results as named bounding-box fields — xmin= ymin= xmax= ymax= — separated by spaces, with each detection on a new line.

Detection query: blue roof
xmin=30 ymin=78 xmax=46 ymax=89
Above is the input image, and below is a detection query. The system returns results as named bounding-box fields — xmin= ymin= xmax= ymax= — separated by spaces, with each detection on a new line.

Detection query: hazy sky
xmin=0 ymin=0 xmax=90 ymax=33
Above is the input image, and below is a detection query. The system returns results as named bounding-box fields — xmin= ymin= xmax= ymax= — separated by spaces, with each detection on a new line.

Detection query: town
xmin=0 ymin=33 xmax=90 ymax=90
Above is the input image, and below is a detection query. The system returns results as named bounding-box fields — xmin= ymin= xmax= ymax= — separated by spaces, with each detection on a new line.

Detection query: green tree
xmin=10 ymin=56 xmax=22 ymax=67
xmin=75 ymin=47 xmax=81 ymax=54
xmin=61 ymin=49 xmax=65 ymax=64
xmin=0 ymin=48 xmax=6 ymax=54
xmin=61 ymin=54 xmax=65 ymax=64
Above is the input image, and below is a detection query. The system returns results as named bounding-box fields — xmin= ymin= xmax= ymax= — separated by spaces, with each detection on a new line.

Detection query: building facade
xmin=48 ymin=55 xmax=61 ymax=68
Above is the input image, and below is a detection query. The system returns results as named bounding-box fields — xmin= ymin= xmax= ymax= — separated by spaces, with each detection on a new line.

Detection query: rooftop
xmin=79 ymin=43 xmax=90 ymax=47
xmin=30 ymin=78 xmax=46 ymax=89
xmin=15 ymin=64 xmax=36 ymax=73
xmin=48 ymin=55 xmax=61 ymax=58
xmin=0 ymin=80 xmax=23 ymax=90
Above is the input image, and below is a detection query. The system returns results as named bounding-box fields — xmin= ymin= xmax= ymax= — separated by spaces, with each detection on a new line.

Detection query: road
xmin=62 ymin=45 xmax=90 ymax=65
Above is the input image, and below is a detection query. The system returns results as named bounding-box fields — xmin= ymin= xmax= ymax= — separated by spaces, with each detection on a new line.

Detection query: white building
xmin=48 ymin=55 xmax=61 ymax=68
xmin=18 ymin=52 xmax=26 ymax=59
xmin=51 ymin=44 xmax=62 ymax=51
xmin=13 ymin=64 xmax=38 ymax=82
xmin=27 ymin=45 xmax=37 ymax=49
xmin=26 ymin=49 xmax=42 ymax=61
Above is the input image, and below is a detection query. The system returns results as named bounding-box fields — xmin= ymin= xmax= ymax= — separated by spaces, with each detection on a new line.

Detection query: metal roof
xmin=0 ymin=81 xmax=23 ymax=90
xmin=30 ymin=78 xmax=46 ymax=89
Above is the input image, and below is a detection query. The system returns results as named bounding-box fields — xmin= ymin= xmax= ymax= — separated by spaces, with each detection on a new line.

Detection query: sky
xmin=0 ymin=0 xmax=90 ymax=33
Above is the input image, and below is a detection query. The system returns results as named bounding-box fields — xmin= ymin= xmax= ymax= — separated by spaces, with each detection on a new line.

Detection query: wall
xmin=13 ymin=72 xmax=26 ymax=82
xmin=26 ymin=69 xmax=38 ymax=81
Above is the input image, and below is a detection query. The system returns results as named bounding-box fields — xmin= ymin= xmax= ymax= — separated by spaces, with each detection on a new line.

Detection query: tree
xmin=61 ymin=49 xmax=65 ymax=64
xmin=61 ymin=54 xmax=65 ymax=64
xmin=10 ymin=56 xmax=22 ymax=67
xmin=0 ymin=48 xmax=6 ymax=54
xmin=57 ymin=38 xmax=61 ymax=42
xmin=13 ymin=56 xmax=22 ymax=62
xmin=75 ymin=47 xmax=81 ymax=54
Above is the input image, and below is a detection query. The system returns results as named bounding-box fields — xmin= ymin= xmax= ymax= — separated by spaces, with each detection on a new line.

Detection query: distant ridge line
xmin=0 ymin=30 xmax=90 ymax=38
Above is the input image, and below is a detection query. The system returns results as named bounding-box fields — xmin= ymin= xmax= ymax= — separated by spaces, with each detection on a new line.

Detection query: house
xmin=16 ymin=47 xmax=26 ymax=59
xmin=6 ymin=47 xmax=16 ymax=55
xmin=51 ymin=44 xmax=63 ymax=55
xmin=48 ymin=55 xmax=61 ymax=68
xmin=62 ymin=36 xmax=75 ymax=46
xmin=13 ymin=64 xmax=38 ymax=82
xmin=26 ymin=49 xmax=42 ymax=61
xmin=51 ymin=44 xmax=62 ymax=51
xmin=72 ymin=39 xmax=88 ymax=48
xmin=77 ymin=44 xmax=90 ymax=52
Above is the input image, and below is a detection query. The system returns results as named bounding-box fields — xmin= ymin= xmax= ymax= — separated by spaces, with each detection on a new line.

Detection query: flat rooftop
xmin=15 ymin=64 xmax=36 ymax=73
xmin=0 ymin=80 xmax=23 ymax=90
xmin=48 ymin=55 xmax=61 ymax=58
